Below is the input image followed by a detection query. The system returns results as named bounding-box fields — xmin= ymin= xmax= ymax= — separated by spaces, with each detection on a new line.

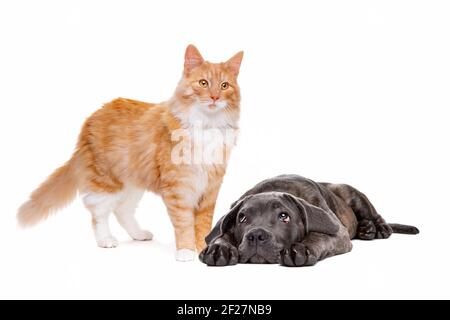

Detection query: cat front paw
xmin=176 ymin=249 xmax=196 ymax=262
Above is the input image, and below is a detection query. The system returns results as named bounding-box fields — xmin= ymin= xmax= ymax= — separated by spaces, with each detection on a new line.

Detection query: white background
xmin=1 ymin=0 xmax=449 ymax=299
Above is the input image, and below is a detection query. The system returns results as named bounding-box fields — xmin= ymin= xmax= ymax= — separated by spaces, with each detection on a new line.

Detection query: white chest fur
xmin=170 ymin=115 xmax=238 ymax=166
xmin=186 ymin=164 xmax=209 ymax=206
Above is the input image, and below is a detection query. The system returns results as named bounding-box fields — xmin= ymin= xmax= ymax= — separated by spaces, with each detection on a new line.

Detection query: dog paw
xmin=280 ymin=243 xmax=317 ymax=267
xmin=97 ymin=236 xmax=119 ymax=248
xmin=176 ymin=249 xmax=196 ymax=262
xmin=357 ymin=218 xmax=393 ymax=240
xmin=200 ymin=242 xmax=238 ymax=266
xmin=374 ymin=217 xmax=393 ymax=239
xmin=357 ymin=219 xmax=377 ymax=240
xmin=131 ymin=230 xmax=153 ymax=241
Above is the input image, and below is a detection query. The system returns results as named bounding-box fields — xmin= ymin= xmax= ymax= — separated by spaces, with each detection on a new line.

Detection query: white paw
xmin=132 ymin=230 xmax=154 ymax=241
xmin=176 ymin=249 xmax=196 ymax=262
xmin=97 ymin=237 xmax=119 ymax=248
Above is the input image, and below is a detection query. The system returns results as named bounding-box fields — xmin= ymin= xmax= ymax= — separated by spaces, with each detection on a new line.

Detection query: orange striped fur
xmin=17 ymin=45 xmax=243 ymax=260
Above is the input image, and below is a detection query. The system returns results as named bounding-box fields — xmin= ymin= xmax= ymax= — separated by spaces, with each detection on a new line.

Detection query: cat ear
xmin=225 ymin=51 xmax=244 ymax=77
xmin=184 ymin=44 xmax=204 ymax=75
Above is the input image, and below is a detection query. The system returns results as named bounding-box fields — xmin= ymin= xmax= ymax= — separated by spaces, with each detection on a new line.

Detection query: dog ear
xmin=282 ymin=193 xmax=340 ymax=235
xmin=205 ymin=195 xmax=251 ymax=244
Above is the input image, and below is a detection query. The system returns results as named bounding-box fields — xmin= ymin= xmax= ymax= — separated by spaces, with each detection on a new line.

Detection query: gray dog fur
xmin=200 ymin=174 xmax=419 ymax=267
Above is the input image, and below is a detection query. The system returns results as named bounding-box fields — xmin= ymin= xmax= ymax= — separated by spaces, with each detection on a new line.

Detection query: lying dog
xmin=200 ymin=174 xmax=419 ymax=267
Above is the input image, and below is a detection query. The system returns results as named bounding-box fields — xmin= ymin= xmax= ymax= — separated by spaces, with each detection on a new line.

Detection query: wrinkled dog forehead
xmin=239 ymin=192 xmax=295 ymax=212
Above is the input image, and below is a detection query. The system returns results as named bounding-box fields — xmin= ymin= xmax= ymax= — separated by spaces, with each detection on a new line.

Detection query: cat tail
xmin=17 ymin=151 xmax=82 ymax=227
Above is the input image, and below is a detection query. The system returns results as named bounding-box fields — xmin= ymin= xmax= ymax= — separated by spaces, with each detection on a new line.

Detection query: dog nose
xmin=210 ymin=95 xmax=219 ymax=102
xmin=246 ymin=228 xmax=271 ymax=245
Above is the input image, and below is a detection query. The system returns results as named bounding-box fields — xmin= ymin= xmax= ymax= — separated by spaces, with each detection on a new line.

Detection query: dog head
xmin=205 ymin=192 xmax=340 ymax=264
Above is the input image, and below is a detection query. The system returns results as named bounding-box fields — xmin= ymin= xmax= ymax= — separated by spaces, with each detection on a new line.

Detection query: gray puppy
xmin=200 ymin=174 xmax=419 ymax=267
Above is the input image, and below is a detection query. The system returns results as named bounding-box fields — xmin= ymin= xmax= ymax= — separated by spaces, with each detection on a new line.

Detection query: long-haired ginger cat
xmin=17 ymin=45 xmax=243 ymax=261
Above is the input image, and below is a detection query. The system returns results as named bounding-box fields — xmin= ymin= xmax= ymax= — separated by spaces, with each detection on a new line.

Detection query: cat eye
xmin=199 ymin=79 xmax=209 ymax=88
xmin=278 ymin=212 xmax=290 ymax=223
xmin=239 ymin=214 xmax=247 ymax=223
xmin=220 ymin=82 xmax=230 ymax=90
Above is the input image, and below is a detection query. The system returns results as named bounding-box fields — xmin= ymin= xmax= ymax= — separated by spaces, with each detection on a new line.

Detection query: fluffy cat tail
xmin=17 ymin=152 xmax=81 ymax=227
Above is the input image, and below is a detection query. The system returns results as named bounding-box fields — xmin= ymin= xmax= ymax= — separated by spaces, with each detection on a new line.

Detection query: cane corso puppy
xmin=200 ymin=174 xmax=419 ymax=267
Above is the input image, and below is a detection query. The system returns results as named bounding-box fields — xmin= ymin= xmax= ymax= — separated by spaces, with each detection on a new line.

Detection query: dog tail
xmin=17 ymin=152 xmax=81 ymax=227
xmin=389 ymin=223 xmax=419 ymax=235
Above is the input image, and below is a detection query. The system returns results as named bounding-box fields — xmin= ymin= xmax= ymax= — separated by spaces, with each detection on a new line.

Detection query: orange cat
xmin=17 ymin=45 xmax=243 ymax=261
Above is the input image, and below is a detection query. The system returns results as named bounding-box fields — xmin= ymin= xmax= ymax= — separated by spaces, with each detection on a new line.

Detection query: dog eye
xmin=278 ymin=212 xmax=290 ymax=223
xmin=239 ymin=214 xmax=247 ymax=223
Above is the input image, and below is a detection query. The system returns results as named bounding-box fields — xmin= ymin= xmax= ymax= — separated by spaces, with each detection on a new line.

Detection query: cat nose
xmin=210 ymin=95 xmax=220 ymax=102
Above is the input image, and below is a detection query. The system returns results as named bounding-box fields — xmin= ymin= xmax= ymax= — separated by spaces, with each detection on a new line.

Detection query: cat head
xmin=172 ymin=45 xmax=243 ymax=127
